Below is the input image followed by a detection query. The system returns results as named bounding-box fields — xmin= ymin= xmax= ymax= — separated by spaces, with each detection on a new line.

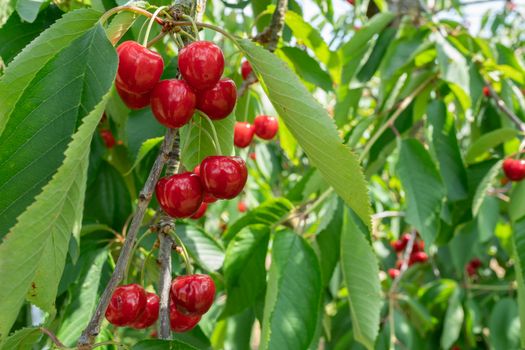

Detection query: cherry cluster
xmin=156 ymin=156 xmax=247 ymax=219
xmin=388 ymin=233 xmax=428 ymax=279
xmin=105 ymin=274 xmax=215 ymax=333
xmin=115 ymin=40 xmax=236 ymax=128
xmin=503 ymin=158 xmax=525 ymax=182
xmin=465 ymin=258 xmax=482 ymax=277
xmin=234 ymin=115 xmax=279 ymax=148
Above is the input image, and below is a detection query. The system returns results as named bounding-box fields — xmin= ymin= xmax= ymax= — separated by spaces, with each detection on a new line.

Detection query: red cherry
xmin=169 ymin=299 xmax=201 ymax=332
xmin=347 ymin=0 xmax=355 ymax=5
xmin=171 ymin=274 xmax=216 ymax=315
xmin=100 ymin=129 xmax=115 ymax=148
xmin=191 ymin=202 xmax=208 ymax=219
xmin=388 ymin=268 xmax=400 ymax=279
xmin=116 ymin=82 xmax=151 ymax=110
xmin=151 ymin=80 xmax=196 ymax=128
xmin=249 ymin=152 xmax=256 ymax=161
xmin=412 ymin=240 xmax=425 ymax=253
xmin=178 ymin=41 xmax=224 ymax=91
xmin=155 ymin=172 xmax=204 ymax=218
xmin=196 ymin=78 xmax=237 ymax=120
xmin=254 ymin=115 xmax=279 ymax=140
xmin=466 ymin=265 xmax=477 ymax=277
xmin=199 ymin=156 xmax=248 ymax=199
xmin=130 ymin=292 xmax=160 ymax=329
xmin=469 ymin=258 xmax=482 ymax=269
xmin=193 ymin=165 xmax=200 ymax=175
xmin=390 ymin=240 xmax=405 ymax=253
xmin=234 ymin=122 xmax=255 ymax=148
xmin=482 ymin=86 xmax=490 ymax=97
xmin=237 ymin=201 xmax=247 ymax=213
xmin=116 ymin=41 xmax=164 ymax=94
xmin=203 ymin=192 xmax=218 ymax=203
xmin=410 ymin=251 xmax=428 ymax=264
xmin=105 ymin=284 xmax=147 ymax=326
xmin=241 ymin=60 xmax=256 ymax=81
xmin=503 ymin=158 xmax=525 ymax=181
xmin=401 ymin=233 xmax=411 ymax=244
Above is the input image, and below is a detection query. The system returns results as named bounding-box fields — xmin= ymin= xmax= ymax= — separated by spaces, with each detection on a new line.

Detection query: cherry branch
xmin=77 ymin=128 xmax=177 ymax=350
xmin=486 ymin=84 xmax=525 ymax=132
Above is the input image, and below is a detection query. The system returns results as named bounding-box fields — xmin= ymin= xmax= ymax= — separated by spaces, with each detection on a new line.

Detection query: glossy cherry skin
xmin=199 ymin=156 xmax=248 ymax=199
xmin=130 ymin=292 xmax=160 ymax=329
xmin=100 ymin=129 xmax=115 ymax=148
xmin=191 ymin=202 xmax=208 ymax=219
xmin=237 ymin=201 xmax=247 ymax=213
xmin=234 ymin=122 xmax=255 ymax=148
xmin=254 ymin=115 xmax=279 ymax=140
xmin=169 ymin=299 xmax=201 ymax=332
xmin=241 ymin=60 xmax=256 ymax=81
xmin=196 ymin=78 xmax=237 ymax=120
xmin=388 ymin=268 xmax=400 ymax=279
xmin=193 ymin=166 xmax=218 ymax=203
xmin=105 ymin=284 xmax=147 ymax=326
xmin=171 ymin=274 xmax=216 ymax=315
xmin=116 ymin=41 xmax=164 ymax=94
xmin=503 ymin=158 xmax=525 ymax=181
xmin=155 ymin=172 xmax=204 ymax=218
xmin=178 ymin=41 xmax=224 ymax=91
xmin=116 ymin=82 xmax=151 ymax=110
xmin=151 ymin=80 xmax=196 ymax=128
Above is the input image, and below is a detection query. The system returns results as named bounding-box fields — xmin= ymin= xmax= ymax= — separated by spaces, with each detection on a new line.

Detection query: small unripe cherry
xmin=169 ymin=299 xmax=201 ymax=332
xmin=116 ymin=82 xmax=151 ymax=110
xmin=155 ymin=172 xmax=204 ymax=218
xmin=234 ymin=122 xmax=255 ymax=148
xmin=254 ymin=115 xmax=279 ymax=140
xmin=105 ymin=284 xmax=147 ymax=326
xmin=130 ymin=292 xmax=160 ymax=329
xmin=151 ymin=80 xmax=196 ymax=128
xmin=191 ymin=202 xmax=208 ymax=219
xmin=199 ymin=156 xmax=248 ymax=199
xmin=178 ymin=41 xmax=224 ymax=91
xmin=171 ymin=274 xmax=216 ymax=315
xmin=196 ymin=78 xmax=237 ymax=120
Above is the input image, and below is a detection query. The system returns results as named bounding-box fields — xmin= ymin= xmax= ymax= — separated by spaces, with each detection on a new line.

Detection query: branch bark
xmin=486 ymin=84 xmax=525 ymax=132
xmin=253 ymin=0 xmax=288 ymax=52
xmin=77 ymin=128 xmax=177 ymax=350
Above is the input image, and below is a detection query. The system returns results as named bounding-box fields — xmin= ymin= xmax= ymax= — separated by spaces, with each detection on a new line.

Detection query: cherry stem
xmin=171 ymin=21 xmax=238 ymax=45
xmin=199 ymin=111 xmax=223 ymax=155
xmin=181 ymin=14 xmax=200 ymax=40
xmin=178 ymin=29 xmax=197 ymax=42
xmin=143 ymin=6 xmax=167 ymax=47
xmin=123 ymin=229 xmax=151 ymax=284
xmin=169 ymin=230 xmax=193 ymax=274
xmin=147 ymin=31 xmax=168 ymax=47
xmin=99 ymin=6 xmax=163 ymax=26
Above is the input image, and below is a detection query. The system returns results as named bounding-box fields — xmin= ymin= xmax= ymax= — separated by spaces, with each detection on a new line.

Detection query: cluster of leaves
xmin=0 ymin=0 xmax=524 ymax=349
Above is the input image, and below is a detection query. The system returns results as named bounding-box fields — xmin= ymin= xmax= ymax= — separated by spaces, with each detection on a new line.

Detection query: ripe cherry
xmin=241 ymin=60 xmax=256 ymax=81
xmin=131 ymin=292 xmax=160 ymax=329
xmin=116 ymin=82 xmax=151 ymax=110
xmin=391 ymin=240 xmax=405 ymax=253
xmin=347 ymin=0 xmax=355 ymax=5
xmin=409 ymin=251 xmax=428 ymax=264
xmin=469 ymin=258 xmax=482 ymax=269
xmin=196 ymin=78 xmax=237 ymax=120
xmin=199 ymin=156 xmax=248 ymax=199
xmin=171 ymin=274 xmax=216 ymax=315
xmin=100 ymin=129 xmax=115 ymax=148
xmin=388 ymin=268 xmax=400 ymax=279
xmin=503 ymin=158 xmax=525 ymax=181
xmin=151 ymin=80 xmax=196 ymax=128
xmin=234 ymin=122 xmax=255 ymax=148
xmin=116 ymin=41 xmax=164 ymax=94
xmin=105 ymin=284 xmax=147 ymax=326
xmin=249 ymin=152 xmax=256 ymax=161
xmin=482 ymin=86 xmax=490 ymax=97
xmin=193 ymin=165 xmax=217 ymax=203
xmin=254 ymin=115 xmax=279 ymax=140
xmin=178 ymin=41 xmax=224 ymax=91
xmin=237 ymin=201 xmax=247 ymax=213
xmin=191 ymin=202 xmax=208 ymax=219
xmin=169 ymin=299 xmax=201 ymax=332
xmin=155 ymin=172 xmax=204 ymax=218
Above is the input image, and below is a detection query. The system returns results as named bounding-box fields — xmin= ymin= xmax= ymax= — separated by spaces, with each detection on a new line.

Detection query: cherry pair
xmin=234 ymin=115 xmax=279 ymax=148
xmin=105 ymin=284 xmax=159 ymax=329
xmin=155 ymin=156 xmax=247 ymax=219
xmin=503 ymin=158 xmax=525 ymax=182
xmin=170 ymin=274 xmax=216 ymax=332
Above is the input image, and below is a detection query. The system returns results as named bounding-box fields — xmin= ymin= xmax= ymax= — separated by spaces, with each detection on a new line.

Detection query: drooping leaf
xmin=127 ymin=137 xmax=164 ymax=174
xmin=2 ymin=327 xmax=41 ymax=350
xmin=489 ymin=298 xmax=521 ymax=350
xmin=396 ymin=139 xmax=445 ymax=246
xmin=340 ymin=209 xmax=381 ymax=350
xmin=105 ymin=11 xmax=137 ymax=45
xmin=465 ymin=128 xmax=518 ymax=164
xmin=238 ymin=39 xmax=372 ymax=229
xmin=472 ymin=159 xmax=503 ymax=216
xmin=278 ymin=46 xmax=333 ymax=92
xmin=440 ymin=287 xmax=464 ymax=349
xmin=260 ymin=230 xmax=322 ymax=350
xmin=16 ymin=0 xmax=46 ymax=23
xmin=177 ymin=224 xmax=225 ymax=271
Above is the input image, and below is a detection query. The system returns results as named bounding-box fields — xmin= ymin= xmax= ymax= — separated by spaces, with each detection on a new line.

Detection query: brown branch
xmin=253 ymin=0 xmax=288 ymax=52
xmin=40 ymin=327 xmax=66 ymax=349
xmin=77 ymin=128 xmax=177 ymax=350
xmin=486 ymin=84 xmax=525 ymax=132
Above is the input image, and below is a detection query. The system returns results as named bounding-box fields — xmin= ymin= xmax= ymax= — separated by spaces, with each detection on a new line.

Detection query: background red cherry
xmin=191 ymin=202 xmax=208 ymax=219
xmin=171 ymin=274 xmax=216 ymax=315
xmin=234 ymin=122 xmax=255 ymax=148
xmin=241 ymin=60 xmax=256 ymax=81
xmin=199 ymin=156 xmax=248 ymax=199
xmin=155 ymin=172 xmax=204 ymax=218
xmin=178 ymin=41 xmax=224 ymax=91
xmin=151 ymin=80 xmax=196 ymax=128
xmin=503 ymin=158 xmax=525 ymax=181
xmin=105 ymin=284 xmax=146 ymax=326
xmin=388 ymin=268 xmax=400 ymax=279
xmin=237 ymin=201 xmax=247 ymax=213
xmin=169 ymin=300 xmax=201 ymax=332
xmin=116 ymin=41 xmax=164 ymax=94
xmin=130 ymin=292 xmax=160 ymax=329
xmin=196 ymin=78 xmax=237 ymax=120
xmin=116 ymin=82 xmax=151 ymax=110
xmin=409 ymin=251 xmax=428 ymax=265
xmin=482 ymin=86 xmax=491 ymax=97
xmin=100 ymin=129 xmax=115 ymax=148
xmin=254 ymin=115 xmax=279 ymax=140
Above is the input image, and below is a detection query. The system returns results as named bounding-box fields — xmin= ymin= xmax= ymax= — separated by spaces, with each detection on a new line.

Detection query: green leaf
xmin=472 ymin=159 xmax=503 ymax=216
xmin=356 ymin=27 xmax=397 ymax=83
xmin=0 ymin=9 xmax=108 ymax=236
xmin=223 ymin=197 xmax=293 ymax=242
xmin=278 ymin=46 xmax=333 ymax=92
xmin=180 ymin=114 xmax=235 ymax=171
xmin=238 ymin=39 xmax=372 ymax=229
xmin=132 ymin=339 xmax=199 ymax=350
xmin=16 ymin=0 xmax=46 ymax=23
xmin=177 ymin=224 xmax=225 ymax=271
xmin=127 ymin=136 xmax=164 ymax=174
xmin=512 ymin=218 xmax=525 ymax=349
xmin=105 ymin=11 xmax=137 ymax=45
xmin=489 ymin=298 xmax=521 ymax=350
xmin=510 ymin=181 xmax=525 ymax=222
xmin=2 ymin=327 xmax=41 ymax=350
xmin=222 ymin=225 xmax=270 ymax=317
xmin=56 ymin=249 xmax=108 ymax=346
xmin=340 ymin=209 xmax=381 ymax=350
xmin=440 ymin=287 xmax=464 ymax=349
xmin=465 ymin=128 xmax=518 ymax=164
xmin=0 ymin=0 xmax=16 ymax=27
xmin=260 ymin=230 xmax=322 ymax=350
xmin=396 ymin=139 xmax=445 ymax=246
xmin=316 ymin=197 xmax=344 ymax=286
